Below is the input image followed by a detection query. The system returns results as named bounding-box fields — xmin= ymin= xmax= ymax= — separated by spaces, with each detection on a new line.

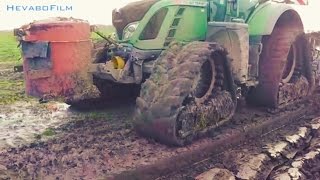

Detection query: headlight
xmin=122 ymin=22 xmax=139 ymax=40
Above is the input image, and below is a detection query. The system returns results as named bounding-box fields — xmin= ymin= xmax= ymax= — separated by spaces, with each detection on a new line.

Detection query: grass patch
xmin=81 ymin=111 xmax=112 ymax=120
xmin=0 ymin=31 xmax=21 ymax=63
xmin=0 ymin=79 xmax=26 ymax=105
xmin=0 ymin=30 xmax=24 ymax=104
xmin=42 ymin=128 xmax=56 ymax=137
xmin=0 ymin=30 xmax=25 ymax=105
xmin=91 ymin=25 xmax=115 ymax=42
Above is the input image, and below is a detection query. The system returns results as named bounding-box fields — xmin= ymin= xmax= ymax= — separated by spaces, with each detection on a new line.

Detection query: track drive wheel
xmin=249 ymin=15 xmax=314 ymax=108
xmin=134 ymin=42 xmax=237 ymax=146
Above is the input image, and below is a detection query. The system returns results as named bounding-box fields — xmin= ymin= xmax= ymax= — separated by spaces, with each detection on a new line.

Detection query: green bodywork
xmin=247 ymin=1 xmax=302 ymax=35
xmin=96 ymin=0 xmax=307 ymax=86
xmin=124 ymin=0 xmax=209 ymax=49
xmin=121 ymin=0 xmax=303 ymax=50
xmin=111 ymin=0 xmax=305 ymax=85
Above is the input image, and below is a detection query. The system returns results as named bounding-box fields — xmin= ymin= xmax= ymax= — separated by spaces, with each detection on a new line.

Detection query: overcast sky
xmin=0 ymin=0 xmax=319 ymax=31
xmin=0 ymin=0 xmax=136 ymax=30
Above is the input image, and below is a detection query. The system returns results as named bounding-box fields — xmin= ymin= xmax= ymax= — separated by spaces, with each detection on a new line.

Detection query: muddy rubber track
xmin=134 ymin=42 xmax=236 ymax=146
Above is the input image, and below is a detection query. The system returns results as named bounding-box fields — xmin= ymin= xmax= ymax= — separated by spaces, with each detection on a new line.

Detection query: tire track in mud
xmin=113 ymin=94 xmax=320 ymax=180
xmin=0 ymin=92 xmax=320 ymax=179
xmin=163 ymin=115 xmax=320 ymax=180
xmin=269 ymin=122 xmax=320 ymax=180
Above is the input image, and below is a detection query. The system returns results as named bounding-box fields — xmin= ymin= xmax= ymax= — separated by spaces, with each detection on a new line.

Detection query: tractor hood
xmin=112 ymin=0 xmax=158 ymax=39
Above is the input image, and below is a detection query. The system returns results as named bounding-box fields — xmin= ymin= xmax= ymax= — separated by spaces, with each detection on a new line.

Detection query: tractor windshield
xmin=112 ymin=0 xmax=158 ymax=39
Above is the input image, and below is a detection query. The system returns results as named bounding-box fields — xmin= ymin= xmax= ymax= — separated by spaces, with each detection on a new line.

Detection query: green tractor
xmin=90 ymin=0 xmax=316 ymax=145
xmin=17 ymin=0 xmax=319 ymax=146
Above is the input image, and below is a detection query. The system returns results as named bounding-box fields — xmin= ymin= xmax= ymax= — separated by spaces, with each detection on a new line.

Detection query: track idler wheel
xmin=134 ymin=42 xmax=237 ymax=146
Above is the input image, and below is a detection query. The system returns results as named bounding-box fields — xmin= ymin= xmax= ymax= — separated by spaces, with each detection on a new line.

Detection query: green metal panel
xmin=246 ymin=1 xmax=298 ymax=36
xmin=127 ymin=0 xmax=208 ymax=50
xmin=133 ymin=6 xmax=179 ymax=49
xmin=238 ymin=0 xmax=259 ymax=20
xmin=173 ymin=6 xmax=207 ymax=43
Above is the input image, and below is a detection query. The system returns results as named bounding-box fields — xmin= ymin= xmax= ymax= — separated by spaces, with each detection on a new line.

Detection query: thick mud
xmin=0 ymin=93 xmax=319 ymax=179
xmin=164 ymin=117 xmax=320 ymax=180
xmin=1 ymin=63 xmax=320 ymax=179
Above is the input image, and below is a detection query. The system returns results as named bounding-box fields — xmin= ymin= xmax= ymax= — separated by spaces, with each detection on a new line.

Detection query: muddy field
xmin=1 ymin=60 xmax=320 ymax=180
xmin=164 ymin=114 xmax=320 ymax=180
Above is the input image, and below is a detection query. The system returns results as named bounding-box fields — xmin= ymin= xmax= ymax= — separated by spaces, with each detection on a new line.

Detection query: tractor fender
xmin=247 ymin=2 xmax=304 ymax=36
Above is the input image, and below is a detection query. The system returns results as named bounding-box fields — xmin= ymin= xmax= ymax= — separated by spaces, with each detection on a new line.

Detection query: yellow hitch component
xmin=112 ymin=56 xmax=125 ymax=69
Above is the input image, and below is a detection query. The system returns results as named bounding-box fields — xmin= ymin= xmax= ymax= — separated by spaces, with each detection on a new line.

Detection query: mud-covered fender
xmin=247 ymin=2 xmax=303 ymax=36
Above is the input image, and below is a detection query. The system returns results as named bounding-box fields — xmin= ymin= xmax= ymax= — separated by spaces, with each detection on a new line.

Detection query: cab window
xmin=139 ymin=8 xmax=168 ymax=40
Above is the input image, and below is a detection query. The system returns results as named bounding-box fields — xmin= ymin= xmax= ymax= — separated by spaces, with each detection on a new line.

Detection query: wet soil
xmin=163 ymin=114 xmax=320 ymax=180
xmin=0 ymin=93 xmax=319 ymax=179
xmin=1 ymin=63 xmax=320 ymax=179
